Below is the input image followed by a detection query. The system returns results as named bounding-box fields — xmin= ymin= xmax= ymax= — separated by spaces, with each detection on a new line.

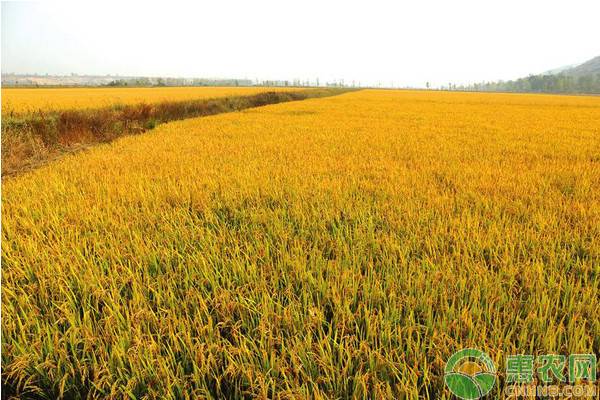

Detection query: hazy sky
xmin=2 ymin=0 xmax=600 ymax=87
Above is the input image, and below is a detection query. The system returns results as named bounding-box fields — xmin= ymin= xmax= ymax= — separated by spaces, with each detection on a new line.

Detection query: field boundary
xmin=1 ymin=88 xmax=354 ymax=177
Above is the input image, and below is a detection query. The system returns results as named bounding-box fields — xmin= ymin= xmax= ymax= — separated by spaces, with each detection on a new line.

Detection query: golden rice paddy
xmin=2 ymin=89 xmax=599 ymax=398
xmin=1 ymin=86 xmax=296 ymax=115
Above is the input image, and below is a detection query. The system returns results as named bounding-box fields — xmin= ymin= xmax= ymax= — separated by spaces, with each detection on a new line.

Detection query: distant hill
xmin=463 ymin=55 xmax=600 ymax=94
xmin=541 ymin=64 xmax=577 ymax=75
xmin=560 ymin=56 xmax=600 ymax=77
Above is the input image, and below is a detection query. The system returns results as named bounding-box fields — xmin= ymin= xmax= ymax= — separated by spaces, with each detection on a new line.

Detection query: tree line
xmin=459 ymin=73 xmax=600 ymax=94
xmin=105 ymin=77 xmax=254 ymax=87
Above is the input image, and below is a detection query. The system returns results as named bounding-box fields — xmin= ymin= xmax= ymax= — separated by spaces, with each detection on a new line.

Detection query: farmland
xmin=2 ymin=89 xmax=600 ymax=398
xmin=1 ymin=87 xmax=298 ymax=115
xmin=1 ymin=87 xmax=341 ymax=176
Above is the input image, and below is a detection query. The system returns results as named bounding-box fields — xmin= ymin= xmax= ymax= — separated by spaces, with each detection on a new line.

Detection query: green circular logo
xmin=444 ymin=348 xmax=496 ymax=399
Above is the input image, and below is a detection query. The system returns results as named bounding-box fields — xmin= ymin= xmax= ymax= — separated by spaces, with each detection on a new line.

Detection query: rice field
xmin=1 ymin=86 xmax=297 ymax=115
xmin=0 ymin=87 xmax=336 ymax=177
xmin=2 ymin=89 xmax=600 ymax=399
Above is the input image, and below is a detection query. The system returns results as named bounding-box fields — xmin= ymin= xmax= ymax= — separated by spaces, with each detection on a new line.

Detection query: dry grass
xmin=2 ymin=89 xmax=600 ymax=399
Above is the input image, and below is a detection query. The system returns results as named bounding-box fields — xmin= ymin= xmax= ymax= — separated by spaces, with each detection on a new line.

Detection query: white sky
xmin=2 ymin=0 xmax=600 ymax=87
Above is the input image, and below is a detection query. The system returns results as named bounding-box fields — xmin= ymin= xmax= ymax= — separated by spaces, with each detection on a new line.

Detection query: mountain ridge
xmin=463 ymin=55 xmax=600 ymax=94
xmin=560 ymin=55 xmax=600 ymax=77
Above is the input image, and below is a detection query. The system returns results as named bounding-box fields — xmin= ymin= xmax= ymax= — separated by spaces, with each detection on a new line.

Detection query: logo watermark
xmin=444 ymin=348 xmax=496 ymax=399
xmin=444 ymin=350 xmax=597 ymax=399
